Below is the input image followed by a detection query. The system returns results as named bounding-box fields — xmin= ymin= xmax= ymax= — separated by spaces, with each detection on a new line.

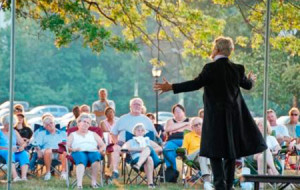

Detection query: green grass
xmin=0 ymin=176 xmax=196 ymax=190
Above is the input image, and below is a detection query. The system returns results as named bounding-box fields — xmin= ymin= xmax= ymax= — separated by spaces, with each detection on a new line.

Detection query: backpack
xmin=165 ymin=166 xmax=179 ymax=183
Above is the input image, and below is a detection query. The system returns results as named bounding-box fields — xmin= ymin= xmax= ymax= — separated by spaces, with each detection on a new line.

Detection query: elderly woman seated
xmin=67 ymin=113 xmax=106 ymax=189
xmin=122 ymin=123 xmax=162 ymax=189
xmin=0 ymin=114 xmax=29 ymax=181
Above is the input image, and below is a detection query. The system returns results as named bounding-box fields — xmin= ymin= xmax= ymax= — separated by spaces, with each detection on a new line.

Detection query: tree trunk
xmin=292 ymin=95 xmax=298 ymax=108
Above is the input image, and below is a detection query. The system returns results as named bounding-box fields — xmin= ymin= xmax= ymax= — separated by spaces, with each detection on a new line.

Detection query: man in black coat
xmin=154 ymin=36 xmax=267 ymax=190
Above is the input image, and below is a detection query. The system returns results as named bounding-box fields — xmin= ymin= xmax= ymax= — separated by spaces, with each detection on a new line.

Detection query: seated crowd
xmin=0 ymin=91 xmax=299 ymax=189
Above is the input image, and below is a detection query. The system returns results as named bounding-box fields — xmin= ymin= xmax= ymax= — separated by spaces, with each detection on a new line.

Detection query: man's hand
xmin=247 ymin=71 xmax=257 ymax=82
xmin=153 ymin=77 xmax=173 ymax=95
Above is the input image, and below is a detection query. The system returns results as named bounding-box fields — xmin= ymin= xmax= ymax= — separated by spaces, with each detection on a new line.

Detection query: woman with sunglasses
xmin=285 ymin=107 xmax=300 ymax=139
xmin=13 ymin=104 xmax=24 ymax=115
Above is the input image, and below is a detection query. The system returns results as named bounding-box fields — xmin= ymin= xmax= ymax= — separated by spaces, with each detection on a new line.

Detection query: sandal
xmin=148 ymin=184 xmax=156 ymax=189
xmin=91 ymin=184 xmax=100 ymax=189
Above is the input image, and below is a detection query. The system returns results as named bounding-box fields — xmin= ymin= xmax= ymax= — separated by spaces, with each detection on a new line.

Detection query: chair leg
xmin=65 ymin=158 xmax=69 ymax=188
xmin=99 ymin=160 xmax=104 ymax=187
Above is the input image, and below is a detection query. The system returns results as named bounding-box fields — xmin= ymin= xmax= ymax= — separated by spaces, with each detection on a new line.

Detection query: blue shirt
xmin=0 ymin=129 xmax=16 ymax=147
xmin=111 ymin=113 xmax=157 ymax=142
xmin=33 ymin=129 xmax=66 ymax=150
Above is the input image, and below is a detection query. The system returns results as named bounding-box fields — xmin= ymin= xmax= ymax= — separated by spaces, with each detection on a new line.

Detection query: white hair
xmin=129 ymin=97 xmax=144 ymax=107
xmin=1 ymin=114 xmax=17 ymax=126
xmin=132 ymin=123 xmax=146 ymax=134
xmin=77 ymin=113 xmax=92 ymax=123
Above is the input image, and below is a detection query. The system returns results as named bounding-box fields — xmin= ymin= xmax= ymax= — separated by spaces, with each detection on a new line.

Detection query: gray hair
xmin=132 ymin=123 xmax=146 ymax=134
xmin=129 ymin=97 xmax=144 ymax=107
xmin=213 ymin=36 xmax=234 ymax=56
xmin=191 ymin=117 xmax=203 ymax=126
xmin=1 ymin=114 xmax=17 ymax=126
xmin=77 ymin=113 xmax=92 ymax=123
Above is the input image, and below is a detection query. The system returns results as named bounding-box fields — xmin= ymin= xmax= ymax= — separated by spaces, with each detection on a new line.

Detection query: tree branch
xmin=143 ymin=0 xmax=194 ymax=44
xmin=236 ymin=0 xmax=264 ymax=35
xmin=83 ymin=0 xmax=117 ymax=25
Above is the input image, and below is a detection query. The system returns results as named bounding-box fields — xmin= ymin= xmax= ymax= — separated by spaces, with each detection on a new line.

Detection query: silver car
xmin=25 ymin=105 xmax=69 ymax=120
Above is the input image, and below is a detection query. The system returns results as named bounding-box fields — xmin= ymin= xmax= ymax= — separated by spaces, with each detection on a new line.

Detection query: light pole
xmin=152 ymin=66 xmax=162 ymax=124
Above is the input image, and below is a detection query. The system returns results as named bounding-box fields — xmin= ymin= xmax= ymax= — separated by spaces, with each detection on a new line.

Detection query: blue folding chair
xmin=121 ymin=131 xmax=165 ymax=185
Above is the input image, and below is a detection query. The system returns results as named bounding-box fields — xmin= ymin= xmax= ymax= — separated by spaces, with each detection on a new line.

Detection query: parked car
xmin=25 ymin=105 xmax=69 ymax=120
xmin=157 ymin=111 xmax=173 ymax=122
xmin=56 ymin=112 xmax=74 ymax=128
xmin=0 ymin=101 xmax=30 ymax=111
xmin=277 ymin=116 xmax=290 ymax=126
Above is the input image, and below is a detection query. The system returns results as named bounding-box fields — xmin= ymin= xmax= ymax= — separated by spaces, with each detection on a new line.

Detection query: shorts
xmin=71 ymin=151 xmax=102 ymax=167
xmin=0 ymin=150 xmax=29 ymax=167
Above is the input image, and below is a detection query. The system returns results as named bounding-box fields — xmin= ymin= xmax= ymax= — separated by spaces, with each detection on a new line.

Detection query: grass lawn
xmin=0 ymin=175 xmax=196 ymax=190
xmin=1 ymin=170 xmax=299 ymax=190
xmin=1 ymin=159 xmax=299 ymax=190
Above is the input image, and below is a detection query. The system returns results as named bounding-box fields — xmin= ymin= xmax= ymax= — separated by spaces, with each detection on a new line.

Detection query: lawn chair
xmin=28 ymin=123 xmax=65 ymax=178
xmin=176 ymin=147 xmax=203 ymax=188
xmin=121 ymin=131 xmax=165 ymax=186
xmin=0 ymin=156 xmax=7 ymax=179
xmin=59 ymin=126 xmax=104 ymax=188
xmin=294 ymin=125 xmax=300 ymax=174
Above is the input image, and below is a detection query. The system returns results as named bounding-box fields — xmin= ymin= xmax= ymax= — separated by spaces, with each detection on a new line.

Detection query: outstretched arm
xmin=153 ymin=77 xmax=173 ymax=95
xmin=154 ymin=64 xmax=210 ymax=94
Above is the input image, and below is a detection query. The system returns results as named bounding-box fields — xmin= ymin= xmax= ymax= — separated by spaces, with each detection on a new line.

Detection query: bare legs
xmin=254 ymin=149 xmax=279 ymax=175
xmin=112 ymin=145 xmax=121 ymax=173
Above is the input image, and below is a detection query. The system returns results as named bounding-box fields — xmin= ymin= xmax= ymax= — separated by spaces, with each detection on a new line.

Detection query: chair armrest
xmin=121 ymin=149 xmax=129 ymax=153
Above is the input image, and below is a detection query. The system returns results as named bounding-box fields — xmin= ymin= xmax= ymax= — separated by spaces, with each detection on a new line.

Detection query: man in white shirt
xmin=267 ymin=109 xmax=290 ymax=145
xmin=92 ymin=88 xmax=115 ymax=125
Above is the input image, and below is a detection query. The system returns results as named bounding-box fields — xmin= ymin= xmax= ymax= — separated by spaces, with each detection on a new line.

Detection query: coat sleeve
xmin=238 ymin=65 xmax=253 ymax=90
xmin=172 ymin=64 xmax=210 ymax=94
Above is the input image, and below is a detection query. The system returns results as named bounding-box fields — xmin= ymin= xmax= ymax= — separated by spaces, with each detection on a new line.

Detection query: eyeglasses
xmin=291 ymin=114 xmax=299 ymax=116
xmin=192 ymin=123 xmax=202 ymax=128
xmin=14 ymin=108 xmax=23 ymax=112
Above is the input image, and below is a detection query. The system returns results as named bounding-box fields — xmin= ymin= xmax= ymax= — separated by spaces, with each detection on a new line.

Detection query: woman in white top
xmin=254 ymin=118 xmax=280 ymax=175
xmin=67 ymin=113 xmax=106 ymax=189
xmin=100 ymin=107 xmax=116 ymax=142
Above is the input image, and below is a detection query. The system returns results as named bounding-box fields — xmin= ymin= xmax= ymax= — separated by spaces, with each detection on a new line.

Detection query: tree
xmin=1 ymin=0 xmax=225 ymax=58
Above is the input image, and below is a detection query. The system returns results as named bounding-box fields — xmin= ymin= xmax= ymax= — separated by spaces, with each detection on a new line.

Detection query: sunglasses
xmin=291 ymin=114 xmax=298 ymax=116
xmin=14 ymin=108 xmax=23 ymax=112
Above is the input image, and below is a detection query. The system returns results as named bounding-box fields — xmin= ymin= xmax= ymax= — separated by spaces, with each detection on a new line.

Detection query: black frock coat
xmin=172 ymin=58 xmax=267 ymax=159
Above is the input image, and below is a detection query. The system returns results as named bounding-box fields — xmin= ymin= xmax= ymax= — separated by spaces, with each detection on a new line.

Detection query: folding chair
xmin=294 ymin=125 xmax=300 ymax=174
xmin=28 ymin=123 xmax=65 ymax=178
xmin=60 ymin=126 xmax=104 ymax=188
xmin=121 ymin=131 xmax=165 ymax=186
xmin=0 ymin=156 xmax=7 ymax=179
xmin=176 ymin=147 xmax=204 ymax=188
